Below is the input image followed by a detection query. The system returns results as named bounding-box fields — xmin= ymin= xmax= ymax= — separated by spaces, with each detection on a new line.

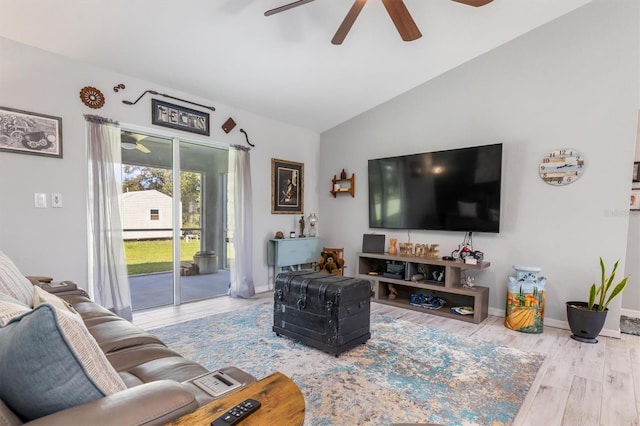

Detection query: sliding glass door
xmin=178 ymin=139 xmax=229 ymax=305
xmin=121 ymin=130 xmax=229 ymax=311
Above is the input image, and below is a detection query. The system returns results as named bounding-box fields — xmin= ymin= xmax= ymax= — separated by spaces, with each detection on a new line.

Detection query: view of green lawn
xmin=124 ymin=240 xmax=201 ymax=275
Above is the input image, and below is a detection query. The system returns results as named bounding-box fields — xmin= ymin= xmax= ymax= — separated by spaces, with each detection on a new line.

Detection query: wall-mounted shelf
xmin=330 ymin=173 xmax=355 ymax=198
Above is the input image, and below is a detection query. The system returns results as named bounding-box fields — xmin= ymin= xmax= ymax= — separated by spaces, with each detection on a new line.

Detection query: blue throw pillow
xmin=0 ymin=304 xmax=126 ymax=421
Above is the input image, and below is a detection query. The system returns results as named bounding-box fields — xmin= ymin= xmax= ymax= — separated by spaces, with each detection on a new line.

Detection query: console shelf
xmin=357 ymin=252 xmax=490 ymax=324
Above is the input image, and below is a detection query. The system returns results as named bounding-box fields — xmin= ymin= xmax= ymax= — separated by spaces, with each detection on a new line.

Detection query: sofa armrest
xmin=27 ymin=278 xmax=89 ymax=298
xmin=25 ymin=276 xmax=53 ymax=283
xmin=24 ymin=380 xmax=198 ymax=426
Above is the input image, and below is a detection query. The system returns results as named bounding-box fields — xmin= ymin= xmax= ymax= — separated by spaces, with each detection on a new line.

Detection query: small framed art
xmin=271 ymin=158 xmax=304 ymax=214
xmin=633 ymin=162 xmax=639 ymax=182
xmin=0 ymin=106 xmax=63 ymax=158
xmin=631 ymin=190 xmax=640 ymax=211
xmin=151 ymin=99 xmax=210 ymax=136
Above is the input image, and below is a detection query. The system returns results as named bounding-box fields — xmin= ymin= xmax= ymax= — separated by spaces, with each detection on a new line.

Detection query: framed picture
xmin=0 ymin=107 xmax=62 ymax=158
xmin=633 ymin=162 xmax=639 ymax=182
xmin=631 ymin=190 xmax=640 ymax=211
xmin=151 ymin=99 xmax=210 ymax=136
xmin=272 ymin=158 xmax=304 ymax=214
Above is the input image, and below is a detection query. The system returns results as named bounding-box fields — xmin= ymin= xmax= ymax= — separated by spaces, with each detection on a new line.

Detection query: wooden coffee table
xmin=167 ymin=371 xmax=305 ymax=425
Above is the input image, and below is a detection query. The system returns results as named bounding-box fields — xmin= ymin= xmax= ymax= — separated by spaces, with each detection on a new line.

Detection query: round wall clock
xmin=539 ymin=148 xmax=585 ymax=186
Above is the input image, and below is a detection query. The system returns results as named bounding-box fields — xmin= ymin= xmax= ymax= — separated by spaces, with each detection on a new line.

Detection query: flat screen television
xmin=368 ymin=143 xmax=503 ymax=233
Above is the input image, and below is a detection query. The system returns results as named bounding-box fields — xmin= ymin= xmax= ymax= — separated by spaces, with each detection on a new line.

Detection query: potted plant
xmin=566 ymin=258 xmax=629 ymax=343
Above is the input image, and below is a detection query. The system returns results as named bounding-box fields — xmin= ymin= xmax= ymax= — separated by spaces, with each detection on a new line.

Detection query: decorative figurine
xmin=463 ymin=275 xmax=475 ymax=288
xmin=432 ymin=270 xmax=444 ymax=282
xmin=388 ymin=284 xmax=398 ymax=300
xmin=389 ymin=238 xmax=398 ymax=255
xmin=299 ymin=215 xmax=305 ymax=238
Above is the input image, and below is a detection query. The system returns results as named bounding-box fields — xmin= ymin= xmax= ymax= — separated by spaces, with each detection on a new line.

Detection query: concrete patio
xmin=129 ymin=270 xmax=230 ymax=311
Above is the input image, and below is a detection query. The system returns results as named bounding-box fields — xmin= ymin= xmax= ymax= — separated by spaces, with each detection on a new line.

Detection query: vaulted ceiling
xmin=0 ymin=0 xmax=592 ymax=132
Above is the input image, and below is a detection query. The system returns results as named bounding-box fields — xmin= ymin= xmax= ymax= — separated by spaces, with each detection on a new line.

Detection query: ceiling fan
xmin=121 ymin=132 xmax=151 ymax=153
xmin=265 ymin=0 xmax=493 ymax=45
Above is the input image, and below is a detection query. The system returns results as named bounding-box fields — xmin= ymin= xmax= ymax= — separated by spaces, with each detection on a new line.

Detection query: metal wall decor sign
xmin=151 ymin=99 xmax=210 ymax=136
xmin=0 ymin=106 xmax=63 ymax=158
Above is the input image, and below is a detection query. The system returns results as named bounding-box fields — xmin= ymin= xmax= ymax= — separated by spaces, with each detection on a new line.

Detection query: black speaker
xmin=362 ymin=234 xmax=385 ymax=254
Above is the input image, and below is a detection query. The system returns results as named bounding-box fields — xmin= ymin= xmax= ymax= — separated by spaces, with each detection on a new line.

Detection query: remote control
xmin=211 ymin=398 xmax=261 ymax=426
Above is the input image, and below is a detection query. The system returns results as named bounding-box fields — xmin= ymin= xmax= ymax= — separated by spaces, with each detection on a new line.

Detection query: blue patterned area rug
xmin=152 ymin=303 xmax=544 ymax=425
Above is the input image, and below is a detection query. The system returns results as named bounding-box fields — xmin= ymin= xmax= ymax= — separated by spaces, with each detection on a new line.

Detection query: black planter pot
xmin=566 ymin=301 xmax=608 ymax=343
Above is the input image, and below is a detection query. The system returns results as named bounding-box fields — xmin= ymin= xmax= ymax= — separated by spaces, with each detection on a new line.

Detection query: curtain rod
xmin=122 ymin=90 xmax=216 ymax=111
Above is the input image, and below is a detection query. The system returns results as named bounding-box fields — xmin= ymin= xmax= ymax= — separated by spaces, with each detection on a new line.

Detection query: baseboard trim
xmin=488 ymin=307 xmax=503 ymax=317
xmin=621 ymin=308 xmax=640 ymax=319
xmin=488 ymin=307 xmax=621 ymax=339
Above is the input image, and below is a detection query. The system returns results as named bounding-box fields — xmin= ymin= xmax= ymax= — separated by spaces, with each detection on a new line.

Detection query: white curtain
xmin=228 ymin=145 xmax=255 ymax=298
xmin=85 ymin=115 xmax=132 ymax=320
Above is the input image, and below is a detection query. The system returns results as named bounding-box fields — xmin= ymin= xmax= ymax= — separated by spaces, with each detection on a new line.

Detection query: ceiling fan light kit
xmin=267 ymin=0 xmax=493 ymax=44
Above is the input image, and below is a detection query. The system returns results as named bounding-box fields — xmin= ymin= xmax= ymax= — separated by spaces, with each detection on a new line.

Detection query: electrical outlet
xmin=51 ymin=193 xmax=62 ymax=208
xmin=34 ymin=193 xmax=47 ymax=208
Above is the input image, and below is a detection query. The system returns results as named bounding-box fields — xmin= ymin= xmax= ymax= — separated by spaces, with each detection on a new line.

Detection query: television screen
xmin=368 ymin=143 xmax=503 ymax=233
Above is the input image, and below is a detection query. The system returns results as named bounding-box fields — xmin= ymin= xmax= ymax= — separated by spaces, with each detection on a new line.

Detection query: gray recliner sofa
xmin=0 ymin=252 xmax=254 ymax=426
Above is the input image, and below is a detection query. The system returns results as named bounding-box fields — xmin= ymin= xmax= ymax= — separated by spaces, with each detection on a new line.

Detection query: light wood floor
xmin=133 ymin=292 xmax=640 ymax=426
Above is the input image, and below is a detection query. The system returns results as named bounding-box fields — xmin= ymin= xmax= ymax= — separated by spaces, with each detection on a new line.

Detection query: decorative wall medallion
xmin=539 ymin=148 xmax=585 ymax=186
xmin=79 ymin=86 xmax=105 ymax=109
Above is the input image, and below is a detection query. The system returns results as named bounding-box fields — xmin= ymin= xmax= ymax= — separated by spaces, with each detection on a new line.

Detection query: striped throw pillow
xmin=0 ymin=251 xmax=35 ymax=306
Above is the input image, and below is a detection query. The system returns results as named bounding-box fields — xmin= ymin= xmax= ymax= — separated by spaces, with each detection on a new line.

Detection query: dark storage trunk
xmin=273 ymin=271 xmax=372 ymax=356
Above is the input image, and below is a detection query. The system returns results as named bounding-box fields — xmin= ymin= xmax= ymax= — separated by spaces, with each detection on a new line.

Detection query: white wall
xmin=319 ymin=0 xmax=639 ymax=333
xmin=0 ymin=37 xmax=320 ymax=294
xmin=624 ymin=114 xmax=640 ymax=316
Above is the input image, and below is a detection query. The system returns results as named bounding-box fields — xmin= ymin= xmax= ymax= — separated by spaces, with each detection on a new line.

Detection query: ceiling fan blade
xmin=450 ymin=0 xmax=493 ymax=6
xmin=332 ymin=0 xmax=367 ymax=45
xmin=265 ymin=0 xmax=315 ymax=16
xmin=136 ymin=143 xmax=151 ymax=154
xmin=381 ymin=0 xmax=422 ymax=42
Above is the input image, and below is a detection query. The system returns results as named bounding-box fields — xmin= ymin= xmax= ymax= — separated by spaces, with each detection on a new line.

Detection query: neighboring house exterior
xmin=121 ymin=190 xmax=173 ymax=240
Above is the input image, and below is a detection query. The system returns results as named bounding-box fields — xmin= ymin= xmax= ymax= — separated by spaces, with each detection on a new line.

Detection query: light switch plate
xmin=51 ymin=193 xmax=62 ymax=208
xmin=34 ymin=193 xmax=47 ymax=208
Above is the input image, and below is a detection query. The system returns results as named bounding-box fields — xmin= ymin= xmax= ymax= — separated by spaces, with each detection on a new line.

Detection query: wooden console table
xmin=167 ymin=372 xmax=305 ymax=426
